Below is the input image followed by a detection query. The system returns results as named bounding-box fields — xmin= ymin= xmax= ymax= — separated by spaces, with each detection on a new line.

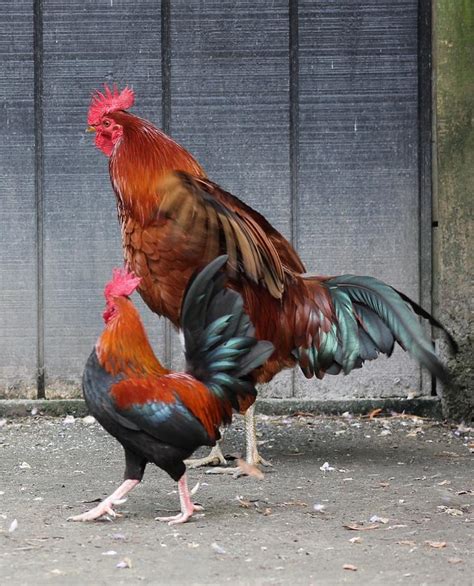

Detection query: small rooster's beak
xmin=86 ymin=126 xmax=96 ymax=133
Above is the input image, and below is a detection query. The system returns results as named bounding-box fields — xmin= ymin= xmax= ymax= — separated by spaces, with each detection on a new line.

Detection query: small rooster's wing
xmin=109 ymin=376 xmax=215 ymax=450
xmin=156 ymin=171 xmax=301 ymax=299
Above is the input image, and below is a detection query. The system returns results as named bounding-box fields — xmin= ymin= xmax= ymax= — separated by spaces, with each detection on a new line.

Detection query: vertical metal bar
xmin=161 ymin=0 xmax=172 ymax=368
xmin=34 ymin=0 xmax=45 ymax=398
xmin=289 ymin=0 xmax=299 ymax=397
xmin=289 ymin=0 xmax=299 ymax=254
xmin=161 ymin=0 xmax=171 ymax=135
xmin=417 ymin=0 xmax=434 ymax=394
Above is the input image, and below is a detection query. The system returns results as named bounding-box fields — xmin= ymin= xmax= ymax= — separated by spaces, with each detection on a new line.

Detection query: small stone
xmin=82 ymin=415 xmax=96 ymax=425
xmin=319 ymin=462 xmax=335 ymax=472
xmin=211 ymin=542 xmax=226 ymax=555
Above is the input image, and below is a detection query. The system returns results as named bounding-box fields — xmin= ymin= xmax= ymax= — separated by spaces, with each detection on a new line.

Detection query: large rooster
xmin=87 ymin=85 xmax=454 ymax=470
xmin=68 ymin=256 xmax=273 ymax=524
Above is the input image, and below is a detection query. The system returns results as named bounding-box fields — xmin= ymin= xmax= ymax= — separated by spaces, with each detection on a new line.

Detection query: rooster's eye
xmin=102 ymin=120 xmax=111 ymax=128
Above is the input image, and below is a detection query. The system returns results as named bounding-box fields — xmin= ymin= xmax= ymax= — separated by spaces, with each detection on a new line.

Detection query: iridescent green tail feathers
xmin=294 ymin=275 xmax=455 ymax=383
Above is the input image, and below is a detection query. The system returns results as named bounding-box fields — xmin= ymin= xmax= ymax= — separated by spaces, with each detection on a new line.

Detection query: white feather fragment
xmin=9 ymin=519 xmax=18 ymax=533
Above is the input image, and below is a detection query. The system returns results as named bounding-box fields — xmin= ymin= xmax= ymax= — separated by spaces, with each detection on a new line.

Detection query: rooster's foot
xmin=68 ymin=499 xmax=125 ymax=522
xmin=185 ymin=444 xmax=227 ymax=469
xmin=249 ymin=453 xmax=273 ymax=468
xmin=156 ymin=503 xmax=203 ymax=526
xmin=206 ymin=458 xmax=265 ymax=479
xmin=68 ymin=479 xmax=139 ymax=522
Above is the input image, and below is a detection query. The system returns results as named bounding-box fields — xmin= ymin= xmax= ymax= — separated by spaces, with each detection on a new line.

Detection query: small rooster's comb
xmin=104 ymin=267 xmax=141 ymax=301
xmin=88 ymin=84 xmax=135 ymax=125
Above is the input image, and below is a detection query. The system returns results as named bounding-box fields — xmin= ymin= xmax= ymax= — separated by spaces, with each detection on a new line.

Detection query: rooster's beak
xmin=86 ymin=126 xmax=96 ymax=133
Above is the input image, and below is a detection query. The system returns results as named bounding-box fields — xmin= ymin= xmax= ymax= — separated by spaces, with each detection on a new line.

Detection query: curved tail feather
xmin=294 ymin=275 xmax=453 ymax=383
xmin=181 ymin=256 xmax=274 ymax=408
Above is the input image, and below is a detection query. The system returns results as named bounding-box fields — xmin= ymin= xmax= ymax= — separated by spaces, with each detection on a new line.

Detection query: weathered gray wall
xmin=434 ymin=0 xmax=474 ymax=419
xmin=0 ymin=1 xmax=37 ymax=398
xmin=1 ymin=1 xmax=432 ymax=403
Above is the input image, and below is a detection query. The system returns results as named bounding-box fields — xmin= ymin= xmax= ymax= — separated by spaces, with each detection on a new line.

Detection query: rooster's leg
xmin=68 ymin=478 xmax=140 ymax=522
xmin=184 ymin=435 xmax=227 ymax=468
xmin=156 ymin=473 xmax=203 ymax=525
xmin=206 ymin=402 xmax=272 ymax=476
xmin=244 ymin=403 xmax=272 ymax=467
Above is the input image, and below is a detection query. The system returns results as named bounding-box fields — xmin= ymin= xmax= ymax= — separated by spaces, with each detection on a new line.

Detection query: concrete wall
xmin=434 ymin=0 xmax=474 ymax=419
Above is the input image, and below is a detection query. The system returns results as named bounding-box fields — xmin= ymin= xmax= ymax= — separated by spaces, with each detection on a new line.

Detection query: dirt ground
xmin=0 ymin=412 xmax=472 ymax=585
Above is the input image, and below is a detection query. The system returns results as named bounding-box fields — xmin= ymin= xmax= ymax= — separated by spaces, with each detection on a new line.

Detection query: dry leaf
xmin=448 ymin=557 xmax=463 ymax=564
xmin=367 ymin=408 xmax=383 ymax=419
xmin=349 ymin=537 xmax=362 ymax=544
xmin=425 ymin=541 xmax=447 ymax=549
xmin=438 ymin=506 xmax=464 ymax=517
xmin=236 ymin=497 xmax=251 ymax=508
xmin=236 ymin=459 xmax=264 ymax=480
xmin=343 ymin=564 xmax=358 ymax=571
xmin=397 ymin=540 xmax=416 ymax=547
xmin=262 ymin=507 xmax=272 ymax=516
xmin=343 ymin=523 xmax=380 ymax=531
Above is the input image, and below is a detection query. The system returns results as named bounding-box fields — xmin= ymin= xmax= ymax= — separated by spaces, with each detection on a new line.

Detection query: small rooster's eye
xmin=102 ymin=119 xmax=111 ymax=128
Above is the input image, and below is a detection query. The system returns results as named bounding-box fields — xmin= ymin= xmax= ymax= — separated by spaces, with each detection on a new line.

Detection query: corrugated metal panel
xmin=0 ymin=1 xmax=37 ymax=397
xmin=296 ymin=0 xmax=421 ymax=399
xmin=41 ymin=0 xmax=165 ymax=396
xmin=0 ymin=1 xmax=428 ymax=400
xmin=169 ymin=0 xmax=294 ymax=397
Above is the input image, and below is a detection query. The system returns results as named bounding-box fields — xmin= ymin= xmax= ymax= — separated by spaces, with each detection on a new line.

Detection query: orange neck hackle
xmin=108 ymin=111 xmax=206 ymax=225
xmin=97 ymin=296 xmax=168 ymax=378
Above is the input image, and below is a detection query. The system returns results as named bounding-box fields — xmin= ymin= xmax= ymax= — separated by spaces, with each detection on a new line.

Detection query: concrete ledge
xmin=0 ymin=397 xmax=443 ymax=419
xmin=256 ymin=397 xmax=443 ymax=418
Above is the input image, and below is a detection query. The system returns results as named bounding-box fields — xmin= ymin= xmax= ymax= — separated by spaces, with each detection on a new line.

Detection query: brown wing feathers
xmin=157 ymin=171 xmax=286 ymax=298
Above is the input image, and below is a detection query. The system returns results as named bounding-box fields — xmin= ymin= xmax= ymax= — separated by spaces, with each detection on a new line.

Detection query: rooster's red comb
xmin=88 ymin=84 xmax=135 ymax=125
xmin=104 ymin=267 xmax=141 ymax=301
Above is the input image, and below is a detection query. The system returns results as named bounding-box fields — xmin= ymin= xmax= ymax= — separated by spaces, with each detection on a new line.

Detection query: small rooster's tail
xmin=181 ymin=256 xmax=274 ymax=408
xmin=294 ymin=275 xmax=455 ymax=382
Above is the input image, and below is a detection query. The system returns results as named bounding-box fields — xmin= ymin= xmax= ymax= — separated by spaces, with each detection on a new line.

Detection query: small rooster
xmin=87 ymin=85 xmax=455 ymax=471
xmin=68 ymin=256 xmax=273 ymax=524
